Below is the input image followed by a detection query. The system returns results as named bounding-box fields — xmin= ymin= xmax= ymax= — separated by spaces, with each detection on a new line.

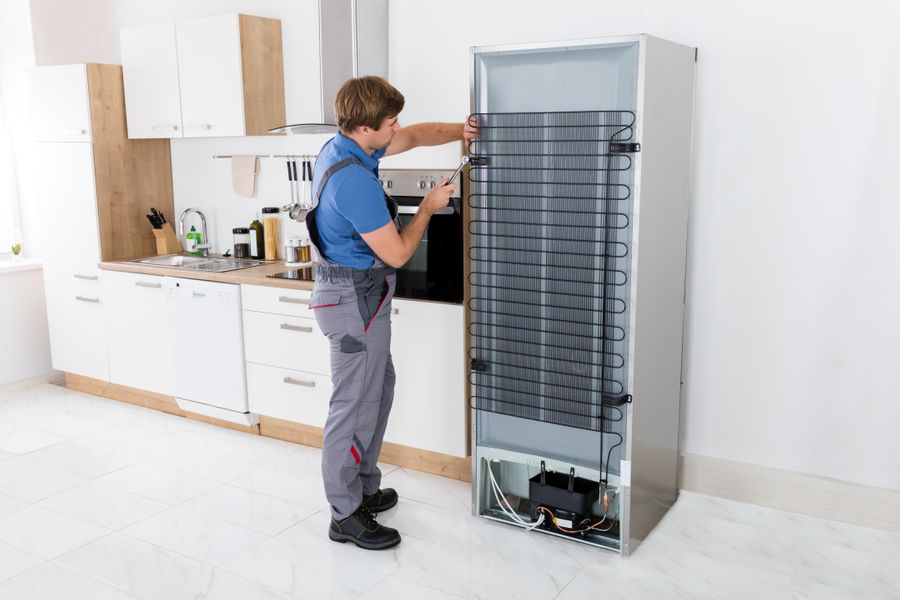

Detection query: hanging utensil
xmin=282 ymin=158 xmax=297 ymax=212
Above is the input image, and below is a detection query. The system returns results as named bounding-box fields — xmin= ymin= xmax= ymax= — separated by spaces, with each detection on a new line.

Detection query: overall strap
xmin=314 ymin=156 xmax=364 ymax=205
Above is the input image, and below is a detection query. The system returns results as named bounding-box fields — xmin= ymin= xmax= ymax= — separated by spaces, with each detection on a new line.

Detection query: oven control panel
xmin=378 ymin=169 xmax=462 ymax=199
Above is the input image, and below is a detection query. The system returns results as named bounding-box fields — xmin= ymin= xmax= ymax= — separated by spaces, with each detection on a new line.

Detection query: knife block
xmin=152 ymin=224 xmax=183 ymax=255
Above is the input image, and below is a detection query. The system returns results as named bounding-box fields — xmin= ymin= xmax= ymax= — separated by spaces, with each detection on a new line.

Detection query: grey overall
xmin=307 ymin=157 xmax=399 ymax=520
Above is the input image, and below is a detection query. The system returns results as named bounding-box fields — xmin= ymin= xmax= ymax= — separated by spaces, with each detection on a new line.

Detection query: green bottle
xmin=186 ymin=225 xmax=204 ymax=255
xmin=249 ymin=213 xmax=264 ymax=259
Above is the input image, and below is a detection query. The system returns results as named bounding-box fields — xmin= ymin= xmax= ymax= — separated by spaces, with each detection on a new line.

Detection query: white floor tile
xmin=179 ymin=484 xmax=321 ymax=536
xmin=37 ymin=482 xmax=169 ymax=530
xmin=0 ymin=491 xmax=27 ymax=519
xmin=93 ymin=461 xmax=221 ymax=505
xmin=230 ymin=464 xmax=329 ymax=507
xmin=0 ymin=418 xmax=68 ymax=454
xmin=56 ymin=532 xmax=210 ymax=600
xmin=25 ymin=437 xmax=155 ymax=479
xmin=0 ymin=562 xmax=138 ymax=600
xmin=0 ymin=456 xmax=87 ymax=502
xmin=122 ymin=507 xmax=269 ymax=567
xmin=149 ymin=447 xmax=264 ymax=484
xmin=168 ymin=569 xmax=295 ymax=600
xmin=220 ymin=532 xmax=398 ymax=600
xmin=381 ymin=467 xmax=471 ymax=513
xmin=358 ymin=575 xmax=466 ymax=600
xmin=0 ymin=505 xmax=110 ymax=559
xmin=0 ymin=448 xmax=12 ymax=460
xmin=0 ymin=540 xmax=43 ymax=584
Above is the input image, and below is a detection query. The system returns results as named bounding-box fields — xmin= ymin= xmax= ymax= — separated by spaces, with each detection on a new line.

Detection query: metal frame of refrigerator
xmin=467 ymin=34 xmax=696 ymax=555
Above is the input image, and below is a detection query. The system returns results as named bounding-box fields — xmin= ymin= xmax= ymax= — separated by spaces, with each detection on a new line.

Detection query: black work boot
xmin=329 ymin=506 xmax=401 ymax=550
xmin=361 ymin=488 xmax=398 ymax=513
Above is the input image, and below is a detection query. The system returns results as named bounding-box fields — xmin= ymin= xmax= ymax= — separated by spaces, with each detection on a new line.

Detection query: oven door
xmin=393 ymin=198 xmax=463 ymax=303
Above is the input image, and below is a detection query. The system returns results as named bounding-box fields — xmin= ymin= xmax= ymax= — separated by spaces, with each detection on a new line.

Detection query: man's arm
xmin=360 ymin=180 xmax=456 ymax=268
xmin=385 ymin=118 xmax=479 ymax=156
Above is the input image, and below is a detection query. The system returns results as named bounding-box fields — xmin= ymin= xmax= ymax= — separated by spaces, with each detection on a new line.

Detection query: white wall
xmin=0 ymin=266 xmax=54 ymax=386
xmin=29 ymin=0 xmax=119 ymax=66
xmin=18 ymin=0 xmax=900 ymax=490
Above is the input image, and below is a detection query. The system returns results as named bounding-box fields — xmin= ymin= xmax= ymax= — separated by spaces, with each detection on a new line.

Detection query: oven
xmin=379 ymin=168 xmax=463 ymax=304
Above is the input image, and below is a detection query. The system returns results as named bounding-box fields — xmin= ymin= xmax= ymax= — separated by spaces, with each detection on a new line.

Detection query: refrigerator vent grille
xmin=468 ymin=110 xmax=635 ymax=431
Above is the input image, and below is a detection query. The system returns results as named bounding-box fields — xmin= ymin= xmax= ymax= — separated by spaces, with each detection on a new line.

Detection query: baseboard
xmin=0 ymin=371 xmax=65 ymax=394
xmin=679 ymin=452 xmax=900 ymax=534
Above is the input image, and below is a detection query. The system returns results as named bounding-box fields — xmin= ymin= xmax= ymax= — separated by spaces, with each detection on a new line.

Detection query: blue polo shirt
xmin=312 ymin=132 xmax=391 ymax=269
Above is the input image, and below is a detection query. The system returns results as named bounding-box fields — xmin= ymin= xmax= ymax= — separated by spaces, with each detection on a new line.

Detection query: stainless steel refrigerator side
xmin=621 ymin=35 xmax=697 ymax=556
xmin=469 ymin=43 xmax=479 ymax=517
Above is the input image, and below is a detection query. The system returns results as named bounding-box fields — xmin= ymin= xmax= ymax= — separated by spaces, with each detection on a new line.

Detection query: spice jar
xmin=232 ymin=227 xmax=251 ymax=258
xmin=298 ymin=236 xmax=311 ymax=263
xmin=262 ymin=207 xmax=280 ymax=260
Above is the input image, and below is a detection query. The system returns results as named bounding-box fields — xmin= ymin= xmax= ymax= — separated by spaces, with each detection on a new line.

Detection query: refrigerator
xmin=467 ymin=34 xmax=696 ymax=555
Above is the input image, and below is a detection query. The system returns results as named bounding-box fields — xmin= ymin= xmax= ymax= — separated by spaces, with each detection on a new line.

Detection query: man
xmin=307 ymin=76 xmax=478 ymax=550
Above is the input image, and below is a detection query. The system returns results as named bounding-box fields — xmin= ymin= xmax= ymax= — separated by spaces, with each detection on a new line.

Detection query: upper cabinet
xmin=29 ymin=65 xmax=93 ymax=142
xmin=120 ymin=14 xmax=285 ymax=139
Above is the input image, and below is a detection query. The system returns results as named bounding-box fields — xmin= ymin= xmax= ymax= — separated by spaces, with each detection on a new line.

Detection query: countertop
xmin=98 ymin=256 xmax=315 ymax=291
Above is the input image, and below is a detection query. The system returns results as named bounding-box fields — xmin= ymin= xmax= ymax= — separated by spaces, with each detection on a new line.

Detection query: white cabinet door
xmin=34 ymin=143 xmax=101 ymax=282
xmin=104 ymin=271 xmax=174 ymax=395
xmin=28 ymin=65 xmax=91 ymax=142
xmin=43 ymin=279 xmax=109 ymax=380
xmin=387 ymin=300 xmax=467 ymax=457
xmin=246 ymin=363 xmax=331 ymax=426
xmin=120 ymin=23 xmax=183 ymax=139
xmin=176 ymin=14 xmax=245 ymax=138
xmin=243 ymin=311 xmax=331 ymax=375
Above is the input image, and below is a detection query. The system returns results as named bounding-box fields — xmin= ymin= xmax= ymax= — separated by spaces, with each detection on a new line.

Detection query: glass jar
xmin=262 ymin=207 xmax=280 ymax=260
xmin=232 ymin=227 xmax=251 ymax=258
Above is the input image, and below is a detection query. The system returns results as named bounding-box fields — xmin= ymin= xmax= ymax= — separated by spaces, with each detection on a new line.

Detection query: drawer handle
xmin=278 ymin=296 xmax=309 ymax=305
xmin=280 ymin=323 xmax=313 ymax=333
xmin=193 ymin=291 xmax=206 ymax=298
xmin=135 ymin=281 xmax=162 ymax=289
xmin=73 ymin=273 xmax=98 ymax=281
xmin=392 ymin=308 xmax=399 ymax=315
xmin=75 ymin=295 xmax=100 ymax=303
xmin=61 ymin=129 xmax=87 ymax=135
xmin=151 ymin=124 xmax=179 ymax=131
xmin=283 ymin=377 xmax=315 ymax=388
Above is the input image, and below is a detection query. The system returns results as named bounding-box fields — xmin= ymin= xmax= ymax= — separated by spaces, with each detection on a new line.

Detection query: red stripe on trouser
xmin=350 ymin=445 xmax=360 ymax=464
xmin=364 ymin=276 xmax=390 ymax=333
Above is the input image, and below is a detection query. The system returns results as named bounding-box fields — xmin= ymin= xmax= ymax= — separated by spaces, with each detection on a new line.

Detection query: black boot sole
xmin=328 ymin=529 xmax=401 ymax=550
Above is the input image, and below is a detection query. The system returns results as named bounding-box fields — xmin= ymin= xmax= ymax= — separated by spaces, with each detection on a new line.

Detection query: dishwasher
xmin=165 ymin=277 xmax=255 ymax=425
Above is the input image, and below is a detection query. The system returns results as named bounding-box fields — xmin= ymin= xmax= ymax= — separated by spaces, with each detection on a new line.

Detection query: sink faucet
xmin=179 ymin=207 xmax=210 ymax=256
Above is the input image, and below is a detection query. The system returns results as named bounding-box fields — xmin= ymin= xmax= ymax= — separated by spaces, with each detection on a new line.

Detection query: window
xmin=0 ymin=98 xmax=20 ymax=255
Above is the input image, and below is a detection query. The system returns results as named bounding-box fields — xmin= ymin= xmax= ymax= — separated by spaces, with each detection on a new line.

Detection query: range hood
xmin=269 ymin=0 xmax=388 ymax=135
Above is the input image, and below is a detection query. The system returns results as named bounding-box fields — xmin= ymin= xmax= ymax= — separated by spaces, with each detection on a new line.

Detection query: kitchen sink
xmin=129 ymin=254 xmax=266 ymax=273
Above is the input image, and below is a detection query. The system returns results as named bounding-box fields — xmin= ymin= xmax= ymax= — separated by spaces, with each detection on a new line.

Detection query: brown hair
xmin=334 ymin=76 xmax=405 ymax=133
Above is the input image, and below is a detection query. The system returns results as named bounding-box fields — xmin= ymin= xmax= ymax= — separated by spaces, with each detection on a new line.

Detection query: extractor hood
xmin=269 ymin=0 xmax=388 ymax=135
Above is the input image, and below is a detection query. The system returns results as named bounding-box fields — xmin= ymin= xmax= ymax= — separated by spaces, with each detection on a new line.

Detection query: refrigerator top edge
xmin=470 ymin=34 xmax=696 ymax=57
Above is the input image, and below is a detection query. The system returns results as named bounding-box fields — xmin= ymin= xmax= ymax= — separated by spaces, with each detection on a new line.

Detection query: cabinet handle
xmin=60 ymin=129 xmax=87 ymax=135
xmin=278 ymin=296 xmax=309 ymax=305
xmin=193 ymin=291 xmax=207 ymax=298
xmin=280 ymin=323 xmax=313 ymax=333
xmin=75 ymin=295 xmax=100 ymax=303
xmin=151 ymin=125 xmax=179 ymax=131
xmin=135 ymin=281 xmax=161 ymax=289
xmin=184 ymin=124 xmax=214 ymax=130
xmin=392 ymin=308 xmax=399 ymax=315
xmin=73 ymin=273 xmax=98 ymax=281
xmin=283 ymin=377 xmax=315 ymax=388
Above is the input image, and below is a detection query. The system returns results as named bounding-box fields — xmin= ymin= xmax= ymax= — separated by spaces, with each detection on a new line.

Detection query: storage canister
xmin=262 ymin=207 xmax=280 ymax=260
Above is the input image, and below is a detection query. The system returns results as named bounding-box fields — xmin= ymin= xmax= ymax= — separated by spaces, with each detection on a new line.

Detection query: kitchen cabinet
xmin=103 ymin=271 xmax=173 ymax=396
xmin=240 ymin=284 xmax=467 ymax=457
xmin=28 ymin=64 xmax=173 ymax=380
xmin=120 ymin=14 xmax=285 ymax=139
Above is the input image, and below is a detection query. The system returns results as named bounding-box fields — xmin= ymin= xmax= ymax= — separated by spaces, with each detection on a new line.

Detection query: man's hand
xmin=463 ymin=115 xmax=480 ymax=146
xmin=421 ymin=178 xmax=456 ymax=215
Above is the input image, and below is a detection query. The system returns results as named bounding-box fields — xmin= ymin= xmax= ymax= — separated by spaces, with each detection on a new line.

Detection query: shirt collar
xmin=333 ymin=132 xmax=381 ymax=171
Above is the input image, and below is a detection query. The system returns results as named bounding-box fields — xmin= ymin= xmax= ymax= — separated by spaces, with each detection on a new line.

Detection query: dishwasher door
xmin=166 ymin=277 xmax=249 ymax=413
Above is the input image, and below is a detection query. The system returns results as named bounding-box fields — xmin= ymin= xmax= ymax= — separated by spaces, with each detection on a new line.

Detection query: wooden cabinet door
xmin=176 ymin=14 xmax=245 ymax=138
xmin=28 ymin=65 xmax=91 ymax=142
xmin=120 ymin=23 xmax=183 ymax=139
xmin=387 ymin=300 xmax=467 ymax=457
xmin=103 ymin=271 xmax=174 ymax=395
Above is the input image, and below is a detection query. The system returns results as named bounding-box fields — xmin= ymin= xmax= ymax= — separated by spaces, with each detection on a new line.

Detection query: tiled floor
xmin=0 ymin=383 xmax=897 ymax=599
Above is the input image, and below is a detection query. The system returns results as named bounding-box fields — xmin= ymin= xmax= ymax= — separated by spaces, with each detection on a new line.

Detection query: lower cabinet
xmin=102 ymin=270 xmax=174 ymax=395
xmin=240 ymin=284 xmax=467 ymax=458
xmin=43 ymin=273 xmax=110 ymax=381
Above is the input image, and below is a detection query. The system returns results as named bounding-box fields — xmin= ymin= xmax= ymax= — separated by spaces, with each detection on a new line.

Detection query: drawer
xmin=241 ymin=284 xmax=312 ymax=318
xmin=246 ymin=363 xmax=331 ymax=427
xmin=243 ymin=310 xmax=331 ymax=375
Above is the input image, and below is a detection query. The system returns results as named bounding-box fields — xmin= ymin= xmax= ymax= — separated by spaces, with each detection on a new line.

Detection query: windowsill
xmin=0 ymin=258 xmax=42 ymax=275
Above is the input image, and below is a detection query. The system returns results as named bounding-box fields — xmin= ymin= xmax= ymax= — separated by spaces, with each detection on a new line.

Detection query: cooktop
xmin=266 ymin=266 xmax=315 ymax=281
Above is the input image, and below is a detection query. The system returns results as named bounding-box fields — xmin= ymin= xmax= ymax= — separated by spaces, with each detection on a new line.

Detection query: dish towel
xmin=231 ymin=155 xmax=259 ymax=197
